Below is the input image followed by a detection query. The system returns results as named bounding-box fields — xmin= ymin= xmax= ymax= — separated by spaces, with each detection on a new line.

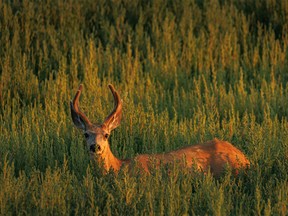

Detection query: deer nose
xmin=90 ymin=144 xmax=96 ymax=152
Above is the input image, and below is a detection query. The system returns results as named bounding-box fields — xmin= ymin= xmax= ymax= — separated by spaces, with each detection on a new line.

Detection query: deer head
xmin=70 ymin=84 xmax=122 ymax=169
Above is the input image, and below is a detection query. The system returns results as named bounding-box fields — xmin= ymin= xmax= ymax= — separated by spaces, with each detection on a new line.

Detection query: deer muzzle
xmin=90 ymin=144 xmax=103 ymax=154
xmin=90 ymin=144 xmax=96 ymax=153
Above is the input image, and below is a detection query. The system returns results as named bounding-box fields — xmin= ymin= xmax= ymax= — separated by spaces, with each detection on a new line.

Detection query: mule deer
xmin=70 ymin=84 xmax=250 ymax=176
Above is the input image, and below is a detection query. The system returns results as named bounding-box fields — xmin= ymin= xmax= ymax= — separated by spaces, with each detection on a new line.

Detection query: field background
xmin=0 ymin=0 xmax=288 ymax=215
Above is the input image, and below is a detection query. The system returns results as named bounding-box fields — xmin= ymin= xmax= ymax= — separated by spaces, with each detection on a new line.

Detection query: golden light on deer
xmin=70 ymin=84 xmax=250 ymax=176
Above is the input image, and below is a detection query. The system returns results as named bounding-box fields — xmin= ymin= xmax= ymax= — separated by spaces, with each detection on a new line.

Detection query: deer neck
xmin=101 ymin=145 xmax=122 ymax=172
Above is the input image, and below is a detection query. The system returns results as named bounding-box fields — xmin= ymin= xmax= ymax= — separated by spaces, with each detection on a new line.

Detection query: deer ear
xmin=103 ymin=84 xmax=122 ymax=132
xmin=105 ymin=111 xmax=122 ymax=132
xmin=70 ymin=101 xmax=86 ymax=130
xmin=70 ymin=84 xmax=92 ymax=130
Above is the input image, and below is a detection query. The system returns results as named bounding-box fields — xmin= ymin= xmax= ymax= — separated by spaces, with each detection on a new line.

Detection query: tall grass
xmin=0 ymin=0 xmax=288 ymax=215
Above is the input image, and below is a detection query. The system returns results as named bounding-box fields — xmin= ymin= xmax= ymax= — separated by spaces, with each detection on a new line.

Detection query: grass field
xmin=0 ymin=0 xmax=288 ymax=215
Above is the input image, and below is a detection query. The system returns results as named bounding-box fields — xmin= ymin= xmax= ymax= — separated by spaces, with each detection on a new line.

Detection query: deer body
xmin=99 ymin=138 xmax=250 ymax=176
xmin=70 ymin=84 xmax=250 ymax=176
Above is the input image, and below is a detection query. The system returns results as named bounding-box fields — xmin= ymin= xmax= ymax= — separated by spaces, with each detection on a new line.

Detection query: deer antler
xmin=103 ymin=84 xmax=122 ymax=132
xmin=70 ymin=84 xmax=92 ymax=129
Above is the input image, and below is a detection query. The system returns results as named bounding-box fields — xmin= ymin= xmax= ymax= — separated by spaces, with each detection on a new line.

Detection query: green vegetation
xmin=0 ymin=0 xmax=288 ymax=215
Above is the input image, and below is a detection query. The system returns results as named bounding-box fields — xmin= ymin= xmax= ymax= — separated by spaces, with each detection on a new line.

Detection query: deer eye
xmin=104 ymin=133 xmax=109 ymax=139
xmin=84 ymin=133 xmax=89 ymax=138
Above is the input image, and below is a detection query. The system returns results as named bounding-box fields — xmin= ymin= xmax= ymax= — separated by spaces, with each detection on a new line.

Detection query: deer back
xmin=130 ymin=139 xmax=250 ymax=176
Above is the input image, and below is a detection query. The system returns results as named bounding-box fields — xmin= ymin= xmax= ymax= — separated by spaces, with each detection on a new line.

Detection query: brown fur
xmin=97 ymin=138 xmax=250 ymax=176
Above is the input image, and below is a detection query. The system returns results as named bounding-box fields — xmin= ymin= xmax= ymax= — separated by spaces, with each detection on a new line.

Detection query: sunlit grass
xmin=0 ymin=0 xmax=288 ymax=215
